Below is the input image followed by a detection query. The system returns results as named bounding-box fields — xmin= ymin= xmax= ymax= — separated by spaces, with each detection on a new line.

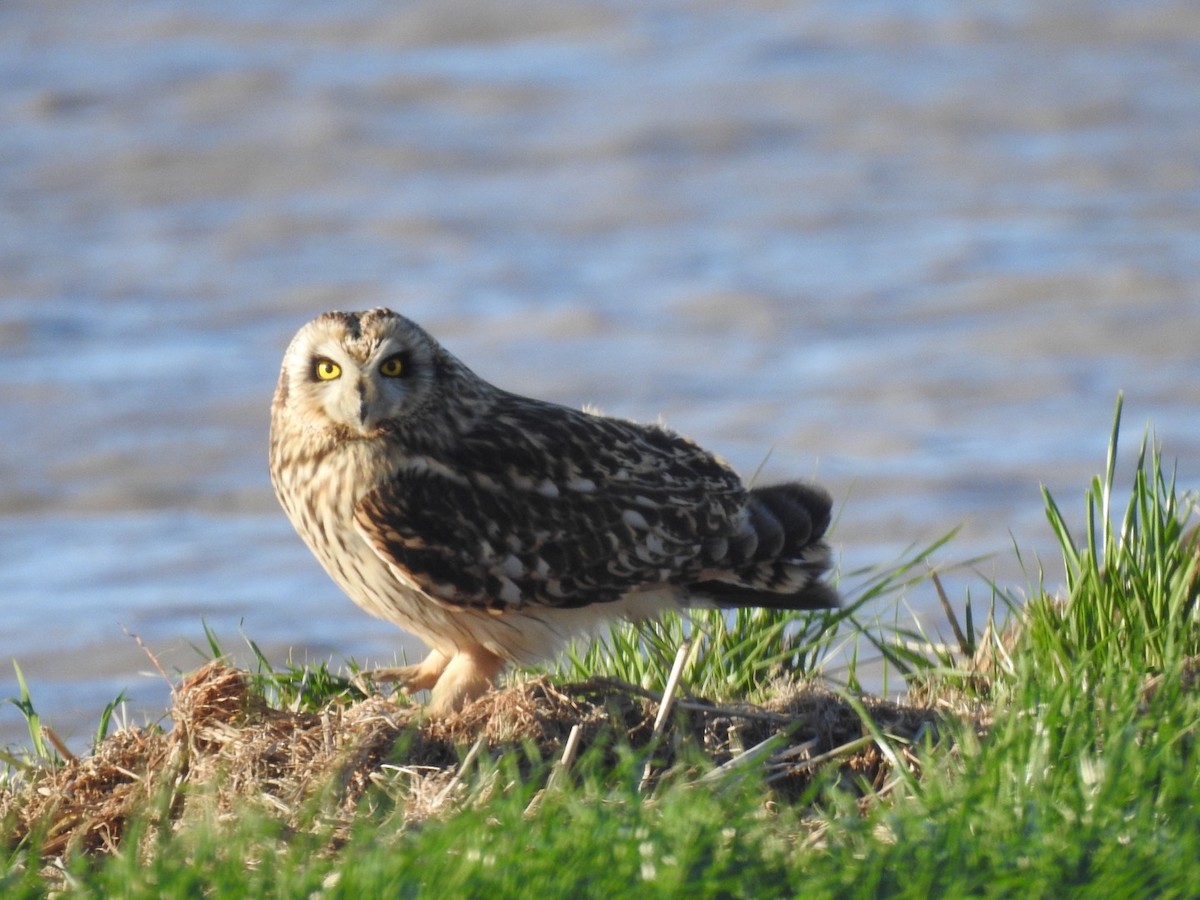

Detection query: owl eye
xmin=379 ymin=354 xmax=406 ymax=378
xmin=313 ymin=358 xmax=342 ymax=381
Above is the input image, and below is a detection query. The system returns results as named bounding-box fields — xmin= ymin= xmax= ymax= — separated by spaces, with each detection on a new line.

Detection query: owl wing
xmin=352 ymin=407 xmax=747 ymax=613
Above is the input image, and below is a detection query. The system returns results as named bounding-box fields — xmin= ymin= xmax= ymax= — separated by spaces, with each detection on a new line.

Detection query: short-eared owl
xmin=270 ymin=308 xmax=837 ymax=715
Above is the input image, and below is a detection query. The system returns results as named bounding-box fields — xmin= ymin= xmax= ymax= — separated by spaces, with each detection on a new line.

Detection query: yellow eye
xmin=314 ymin=359 xmax=341 ymax=381
xmin=379 ymin=355 xmax=405 ymax=378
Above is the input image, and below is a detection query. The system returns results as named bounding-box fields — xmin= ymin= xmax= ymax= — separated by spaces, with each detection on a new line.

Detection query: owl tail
xmin=690 ymin=482 xmax=838 ymax=611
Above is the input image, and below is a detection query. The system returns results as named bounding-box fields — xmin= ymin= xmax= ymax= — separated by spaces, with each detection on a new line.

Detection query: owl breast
xmin=272 ymin=441 xmax=435 ymax=633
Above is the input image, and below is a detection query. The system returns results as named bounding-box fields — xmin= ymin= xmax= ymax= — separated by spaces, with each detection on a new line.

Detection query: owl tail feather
xmin=689 ymin=482 xmax=838 ymax=611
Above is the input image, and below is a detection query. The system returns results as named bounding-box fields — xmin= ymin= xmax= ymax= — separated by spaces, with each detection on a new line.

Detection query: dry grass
xmin=1 ymin=660 xmax=949 ymax=863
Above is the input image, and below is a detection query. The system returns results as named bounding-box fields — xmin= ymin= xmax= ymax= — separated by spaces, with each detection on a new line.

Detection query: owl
xmin=269 ymin=308 xmax=837 ymax=716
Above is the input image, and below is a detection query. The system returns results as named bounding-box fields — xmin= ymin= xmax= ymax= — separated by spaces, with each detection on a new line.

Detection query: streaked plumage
xmin=269 ymin=308 xmax=837 ymax=715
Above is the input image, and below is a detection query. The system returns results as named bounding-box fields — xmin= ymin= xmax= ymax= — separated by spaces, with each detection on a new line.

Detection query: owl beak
xmin=356 ymin=379 xmax=379 ymax=434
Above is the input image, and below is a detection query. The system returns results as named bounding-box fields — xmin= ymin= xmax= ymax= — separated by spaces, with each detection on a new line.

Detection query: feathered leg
xmin=427 ymin=646 xmax=506 ymax=716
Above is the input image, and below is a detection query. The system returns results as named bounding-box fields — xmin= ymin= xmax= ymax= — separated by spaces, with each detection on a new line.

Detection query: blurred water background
xmin=2 ymin=0 xmax=1198 ymax=748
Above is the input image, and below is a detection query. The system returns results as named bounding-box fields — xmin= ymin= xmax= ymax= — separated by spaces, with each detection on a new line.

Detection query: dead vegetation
xmin=0 ymin=660 xmax=950 ymax=863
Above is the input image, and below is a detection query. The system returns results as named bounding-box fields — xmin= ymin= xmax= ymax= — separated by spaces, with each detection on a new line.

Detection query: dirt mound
xmin=1 ymin=661 xmax=942 ymax=860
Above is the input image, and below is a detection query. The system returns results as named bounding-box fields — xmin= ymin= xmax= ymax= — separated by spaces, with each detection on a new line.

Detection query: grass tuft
xmin=1024 ymin=394 xmax=1199 ymax=679
xmin=4 ymin=663 xmax=55 ymax=769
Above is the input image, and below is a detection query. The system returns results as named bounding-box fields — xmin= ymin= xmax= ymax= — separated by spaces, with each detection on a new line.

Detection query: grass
xmin=1028 ymin=396 xmax=1200 ymax=678
xmin=3 ymin=398 xmax=1199 ymax=897
xmin=199 ymin=621 xmax=369 ymax=714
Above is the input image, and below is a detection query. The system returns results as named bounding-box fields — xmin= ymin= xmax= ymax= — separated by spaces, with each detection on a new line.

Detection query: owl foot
xmin=368 ymin=649 xmax=450 ymax=694
xmin=366 ymin=646 xmax=505 ymax=717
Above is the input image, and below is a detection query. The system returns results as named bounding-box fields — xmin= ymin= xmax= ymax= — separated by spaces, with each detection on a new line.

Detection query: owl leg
xmin=369 ymin=648 xmax=450 ymax=693
xmin=427 ymin=646 xmax=506 ymax=717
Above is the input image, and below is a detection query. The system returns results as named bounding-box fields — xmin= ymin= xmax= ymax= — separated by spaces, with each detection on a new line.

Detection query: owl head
xmin=273 ymin=308 xmax=458 ymax=439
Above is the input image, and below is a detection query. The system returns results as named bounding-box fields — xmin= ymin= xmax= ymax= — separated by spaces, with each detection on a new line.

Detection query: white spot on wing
xmin=402 ymin=455 xmax=471 ymax=485
xmin=496 ymin=576 xmax=523 ymax=604
xmin=622 ymin=509 xmax=650 ymax=530
xmin=472 ymin=472 xmax=500 ymax=491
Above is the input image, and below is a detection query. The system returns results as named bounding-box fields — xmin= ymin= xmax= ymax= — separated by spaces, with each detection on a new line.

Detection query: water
xmin=2 ymin=0 xmax=1199 ymax=748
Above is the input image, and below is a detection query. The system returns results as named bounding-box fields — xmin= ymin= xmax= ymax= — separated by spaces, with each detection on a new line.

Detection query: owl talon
xmin=366 ymin=650 xmax=450 ymax=694
xmin=367 ymin=665 xmax=433 ymax=693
